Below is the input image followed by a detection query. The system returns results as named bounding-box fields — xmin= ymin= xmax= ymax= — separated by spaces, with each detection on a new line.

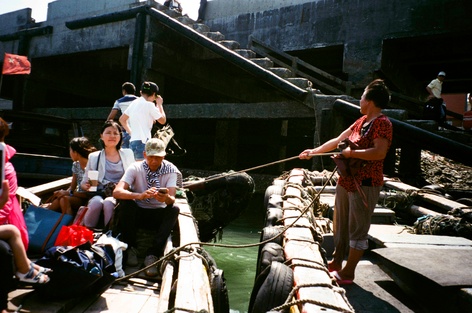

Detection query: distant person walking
xmin=197 ymin=0 xmax=207 ymax=22
xmin=164 ymin=0 xmax=183 ymax=13
xmin=468 ymin=93 xmax=472 ymax=111
xmin=120 ymin=81 xmax=166 ymax=160
xmin=107 ymin=82 xmax=138 ymax=148
xmin=424 ymin=71 xmax=446 ymax=123
xmin=426 ymin=71 xmax=445 ymax=101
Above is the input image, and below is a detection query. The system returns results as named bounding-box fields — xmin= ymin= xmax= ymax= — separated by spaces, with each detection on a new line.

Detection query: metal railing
xmin=248 ymin=36 xmax=354 ymax=95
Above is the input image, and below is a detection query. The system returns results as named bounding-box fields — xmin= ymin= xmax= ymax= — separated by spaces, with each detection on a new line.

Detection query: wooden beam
xmin=165 ymin=101 xmax=315 ymax=119
xmin=173 ymin=199 xmax=213 ymax=312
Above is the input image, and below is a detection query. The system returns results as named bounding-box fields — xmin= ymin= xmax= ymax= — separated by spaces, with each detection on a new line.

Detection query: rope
xmin=271 ymin=283 xmax=355 ymax=313
xmin=164 ymin=308 xmax=209 ymax=313
xmin=183 ymin=152 xmax=339 ymax=188
xmin=116 ymin=167 xmax=338 ymax=285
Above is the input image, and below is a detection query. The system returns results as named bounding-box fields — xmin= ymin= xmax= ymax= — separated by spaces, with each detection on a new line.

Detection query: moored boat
xmin=9 ymin=180 xmax=230 ymax=313
xmin=249 ymin=167 xmax=472 ymax=313
xmin=184 ymin=170 xmax=256 ymax=242
xmin=249 ymin=168 xmax=353 ymax=313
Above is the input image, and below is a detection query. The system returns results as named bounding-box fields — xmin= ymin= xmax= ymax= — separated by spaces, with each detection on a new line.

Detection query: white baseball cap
xmin=438 ymin=71 xmax=446 ymax=77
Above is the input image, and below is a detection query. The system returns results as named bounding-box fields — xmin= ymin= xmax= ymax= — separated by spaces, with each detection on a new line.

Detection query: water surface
xmin=205 ymin=195 xmax=265 ymax=313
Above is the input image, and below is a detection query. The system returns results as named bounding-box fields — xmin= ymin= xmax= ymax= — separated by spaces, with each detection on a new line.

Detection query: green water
xmin=205 ymin=194 xmax=265 ymax=313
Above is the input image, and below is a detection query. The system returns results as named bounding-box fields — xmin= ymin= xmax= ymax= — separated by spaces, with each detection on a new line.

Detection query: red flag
xmin=2 ymin=53 xmax=31 ymax=75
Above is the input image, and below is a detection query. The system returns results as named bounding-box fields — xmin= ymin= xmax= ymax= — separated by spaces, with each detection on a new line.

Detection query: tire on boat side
xmin=260 ymin=226 xmax=284 ymax=246
xmin=248 ymin=261 xmax=294 ymax=313
xmin=265 ymin=207 xmax=283 ymax=227
xmin=264 ymin=184 xmax=284 ymax=208
xmin=254 ymin=226 xmax=284 ymax=281
xmin=199 ymin=249 xmax=230 ymax=313
xmin=421 ymin=184 xmax=446 ymax=195
xmin=210 ymin=268 xmax=230 ymax=313
xmin=255 ymin=242 xmax=284 ymax=278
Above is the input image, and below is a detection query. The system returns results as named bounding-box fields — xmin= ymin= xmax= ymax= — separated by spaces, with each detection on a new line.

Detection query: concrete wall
xmin=204 ymin=0 xmax=471 ymax=86
xmin=205 ymin=0 xmax=316 ymax=18
xmin=0 ymin=0 xmax=147 ymax=59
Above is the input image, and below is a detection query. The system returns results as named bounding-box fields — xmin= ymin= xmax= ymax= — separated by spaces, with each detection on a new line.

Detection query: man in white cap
xmin=424 ymin=71 xmax=446 ymax=122
xmin=112 ymin=138 xmax=182 ymax=278
xmin=426 ymin=71 xmax=446 ymax=100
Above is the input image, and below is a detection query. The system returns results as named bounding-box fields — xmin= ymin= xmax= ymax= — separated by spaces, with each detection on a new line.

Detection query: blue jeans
xmin=122 ymin=131 xmax=131 ymax=149
xmin=130 ymin=140 xmax=146 ymax=160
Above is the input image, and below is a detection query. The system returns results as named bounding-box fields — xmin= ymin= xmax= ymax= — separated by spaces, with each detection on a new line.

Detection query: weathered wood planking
xmin=283 ymin=168 xmax=353 ymax=313
xmin=26 ymin=176 xmax=72 ymax=197
xmin=171 ymin=198 xmax=213 ymax=313
xmin=157 ymin=238 xmax=176 ymax=312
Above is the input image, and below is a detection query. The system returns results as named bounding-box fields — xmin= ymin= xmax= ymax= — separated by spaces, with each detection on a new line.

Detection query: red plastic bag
xmin=54 ymin=225 xmax=94 ymax=247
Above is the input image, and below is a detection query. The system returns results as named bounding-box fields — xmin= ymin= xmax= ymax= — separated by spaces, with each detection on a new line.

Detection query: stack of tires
xmin=248 ymin=181 xmax=294 ymax=313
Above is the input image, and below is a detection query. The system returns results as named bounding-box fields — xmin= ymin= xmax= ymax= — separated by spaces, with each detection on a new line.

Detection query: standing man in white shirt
xmin=120 ymin=81 xmax=166 ymax=160
xmin=424 ymin=71 xmax=446 ymax=123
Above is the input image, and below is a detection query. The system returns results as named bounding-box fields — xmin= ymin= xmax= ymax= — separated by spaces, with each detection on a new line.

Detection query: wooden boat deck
xmin=8 ymin=274 xmax=160 ymax=313
xmin=8 ymin=181 xmax=214 ymax=313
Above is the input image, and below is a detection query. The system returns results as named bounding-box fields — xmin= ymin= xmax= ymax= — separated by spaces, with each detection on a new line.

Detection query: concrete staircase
xmin=164 ymin=11 xmax=315 ymax=92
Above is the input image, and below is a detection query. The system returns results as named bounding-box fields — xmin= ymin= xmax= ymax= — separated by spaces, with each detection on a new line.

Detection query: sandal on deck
xmin=36 ymin=264 xmax=53 ymax=274
xmin=331 ymin=271 xmax=353 ymax=285
xmin=16 ymin=264 xmax=50 ymax=284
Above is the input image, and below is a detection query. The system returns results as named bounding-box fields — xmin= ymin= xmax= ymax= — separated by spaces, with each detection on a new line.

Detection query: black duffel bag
xmin=35 ymin=241 xmax=116 ymax=300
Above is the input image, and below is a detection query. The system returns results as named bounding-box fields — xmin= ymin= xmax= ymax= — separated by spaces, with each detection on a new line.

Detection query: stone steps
xmin=160 ymin=6 xmax=314 ymax=91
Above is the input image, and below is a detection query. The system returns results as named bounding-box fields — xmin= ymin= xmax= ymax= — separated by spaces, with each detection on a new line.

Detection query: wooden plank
xmin=16 ymin=186 xmax=42 ymax=206
xmin=173 ymin=199 xmax=213 ymax=313
xmin=26 ymin=176 xmax=72 ymax=197
xmin=420 ymin=193 xmax=468 ymax=212
xmin=384 ymin=178 xmax=468 ymax=213
xmin=368 ymin=224 xmax=472 ymax=249
xmin=373 ymin=247 xmax=472 ymax=287
xmin=157 ymin=237 xmax=176 ymax=312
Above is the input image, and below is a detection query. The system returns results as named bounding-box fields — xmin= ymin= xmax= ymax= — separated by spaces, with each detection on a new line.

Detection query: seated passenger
xmin=47 ymin=137 xmax=97 ymax=215
xmin=1 ymin=180 xmax=50 ymax=313
xmin=81 ymin=121 xmax=135 ymax=229
xmin=112 ymin=138 xmax=181 ymax=277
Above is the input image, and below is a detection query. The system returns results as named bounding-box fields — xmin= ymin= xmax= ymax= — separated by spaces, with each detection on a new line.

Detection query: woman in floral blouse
xmin=299 ymin=79 xmax=393 ymax=285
